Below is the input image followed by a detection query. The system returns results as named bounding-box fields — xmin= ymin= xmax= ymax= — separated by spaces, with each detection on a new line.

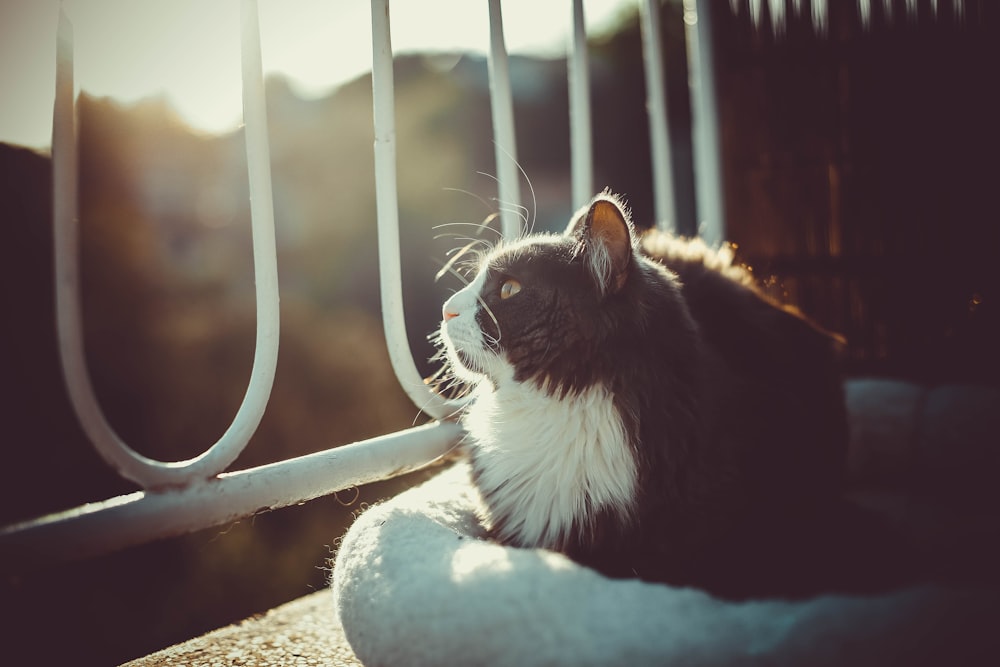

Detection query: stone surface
xmin=124 ymin=590 xmax=360 ymax=667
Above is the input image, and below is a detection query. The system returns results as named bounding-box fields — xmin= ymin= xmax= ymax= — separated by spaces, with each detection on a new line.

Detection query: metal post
xmin=684 ymin=0 xmax=725 ymax=245
xmin=370 ymin=0 xmax=464 ymax=420
xmin=487 ymin=0 xmax=523 ymax=238
xmin=568 ymin=0 xmax=593 ymax=210
xmin=639 ymin=0 xmax=679 ymax=232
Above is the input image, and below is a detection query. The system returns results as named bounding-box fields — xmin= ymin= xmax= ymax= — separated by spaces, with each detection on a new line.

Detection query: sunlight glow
xmin=450 ymin=542 xmax=515 ymax=583
xmin=0 ymin=0 xmax=632 ymax=148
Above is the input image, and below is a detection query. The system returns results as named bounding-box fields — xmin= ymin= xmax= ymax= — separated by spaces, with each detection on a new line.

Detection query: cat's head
xmin=436 ymin=192 xmax=674 ymax=394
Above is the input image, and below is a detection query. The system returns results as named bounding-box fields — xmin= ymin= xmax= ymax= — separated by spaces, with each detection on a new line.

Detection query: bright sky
xmin=0 ymin=0 xmax=633 ymax=149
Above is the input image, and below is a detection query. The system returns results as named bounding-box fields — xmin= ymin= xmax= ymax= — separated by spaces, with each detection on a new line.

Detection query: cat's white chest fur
xmin=463 ymin=378 xmax=639 ymax=550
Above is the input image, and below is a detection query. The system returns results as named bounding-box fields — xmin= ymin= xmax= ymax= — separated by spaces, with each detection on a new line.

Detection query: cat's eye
xmin=499 ymin=278 xmax=522 ymax=300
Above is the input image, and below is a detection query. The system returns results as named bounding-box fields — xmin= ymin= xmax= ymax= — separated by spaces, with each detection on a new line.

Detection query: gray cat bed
xmin=331 ymin=379 xmax=1000 ymax=666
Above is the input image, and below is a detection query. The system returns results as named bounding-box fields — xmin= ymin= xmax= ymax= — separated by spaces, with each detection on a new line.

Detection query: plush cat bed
xmin=332 ymin=379 xmax=1000 ymax=666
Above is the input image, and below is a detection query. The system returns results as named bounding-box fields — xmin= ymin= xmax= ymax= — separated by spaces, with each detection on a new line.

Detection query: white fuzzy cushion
xmin=332 ymin=380 xmax=999 ymax=666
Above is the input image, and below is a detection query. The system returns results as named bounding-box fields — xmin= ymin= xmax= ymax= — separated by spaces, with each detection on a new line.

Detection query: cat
xmin=434 ymin=191 xmax=862 ymax=599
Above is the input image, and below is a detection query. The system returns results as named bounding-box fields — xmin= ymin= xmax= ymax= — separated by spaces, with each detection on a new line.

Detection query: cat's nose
xmin=442 ymin=307 xmax=459 ymax=322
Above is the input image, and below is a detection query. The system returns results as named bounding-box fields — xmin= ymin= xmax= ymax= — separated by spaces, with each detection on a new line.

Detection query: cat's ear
xmin=566 ymin=194 xmax=634 ymax=295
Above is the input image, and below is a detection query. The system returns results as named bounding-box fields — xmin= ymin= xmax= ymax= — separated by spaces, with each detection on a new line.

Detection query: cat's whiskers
xmin=498 ymin=201 xmax=530 ymax=231
xmin=475 ymin=294 xmax=501 ymax=346
xmin=509 ymin=150 xmax=538 ymax=238
xmin=432 ymin=215 xmax=504 ymax=239
xmin=426 ymin=309 xmax=480 ymax=407
xmin=433 ymin=219 xmax=499 ymax=284
xmin=435 ymin=241 xmax=484 ymax=283
xmin=482 ymin=331 xmax=501 ymax=351
xmin=441 ymin=186 xmax=496 ymax=216
xmin=432 ymin=237 xmax=497 ymax=259
xmin=474 ymin=172 xmax=530 ymax=240
xmin=432 ymin=233 xmax=493 ymax=249
xmin=407 ymin=367 xmax=464 ymax=425
xmin=480 ymin=143 xmax=538 ymax=238
xmin=422 ymin=376 xmax=473 ymax=418
xmin=431 ymin=259 xmax=503 ymax=348
xmin=435 ymin=265 xmax=475 ymax=295
xmin=524 ymin=170 xmax=537 ymax=236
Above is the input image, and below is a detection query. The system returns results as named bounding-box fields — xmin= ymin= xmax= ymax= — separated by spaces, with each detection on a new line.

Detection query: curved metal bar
xmin=52 ymin=0 xmax=280 ymax=490
xmin=486 ymin=0 xmax=523 ymax=239
xmin=639 ymin=0 xmax=679 ymax=232
xmin=370 ymin=0 xmax=466 ymax=421
xmin=568 ymin=0 xmax=593 ymax=210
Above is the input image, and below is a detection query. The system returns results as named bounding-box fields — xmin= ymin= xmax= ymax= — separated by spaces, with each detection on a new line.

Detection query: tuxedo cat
xmin=435 ymin=191 xmax=856 ymax=598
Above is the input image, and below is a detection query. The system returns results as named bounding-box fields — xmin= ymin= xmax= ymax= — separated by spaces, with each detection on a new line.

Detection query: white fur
xmin=465 ymin=378 xmax=638 ymax=550
xmin=582 ymin=236 xmax=616 ymax=294
xmin=442 ymin=265 xmax=486 ymax=320
xmin=440 ymin=253 xmax=638 ymax=550
xmin=441 ymin=268 xmax=511 ymax=384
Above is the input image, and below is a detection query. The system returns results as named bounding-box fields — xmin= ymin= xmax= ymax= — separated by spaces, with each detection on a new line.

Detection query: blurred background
xmin=1 ymin=0 xmax=998 ymax=663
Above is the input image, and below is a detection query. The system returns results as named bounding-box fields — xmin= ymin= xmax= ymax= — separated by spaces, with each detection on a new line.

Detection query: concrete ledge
xmin=124 ymin=590 xmax=360 ymax=667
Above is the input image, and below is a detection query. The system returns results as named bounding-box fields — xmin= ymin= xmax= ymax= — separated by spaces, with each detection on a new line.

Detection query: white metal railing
xmin=0 ymin=0 xmax=715 ymax=569
xmin=641 ymin=0 xmax=679 ymax=231
xmin=684 ymin=0 xmax=724 ymax=245
xmin=569 ymin=0 xmax=594 ymax=210
xmin=4 ymin=0 xmax=964 ymax=574
xmin=735 ymin=0 xmax=968 ymax=35
xmin=52 ymin=2 xmax=280 ymax=491
xmin=486 ymin=0 xmax=524 ymax=238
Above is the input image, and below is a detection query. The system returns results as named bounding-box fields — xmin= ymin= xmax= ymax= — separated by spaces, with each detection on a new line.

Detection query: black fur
xmin=450 ymin=193 xmax=864 ymax=599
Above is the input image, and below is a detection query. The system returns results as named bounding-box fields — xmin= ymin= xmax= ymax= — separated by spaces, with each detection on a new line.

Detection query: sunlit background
xmin=1 ymin=1 xmax=997 ymax=664
xmin=1 ymin=0 xmax=632 ymax=148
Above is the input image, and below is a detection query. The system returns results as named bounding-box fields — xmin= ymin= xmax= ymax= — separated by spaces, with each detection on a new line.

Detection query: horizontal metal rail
xmin=0 ymin=421 xmax=463 ymax=571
